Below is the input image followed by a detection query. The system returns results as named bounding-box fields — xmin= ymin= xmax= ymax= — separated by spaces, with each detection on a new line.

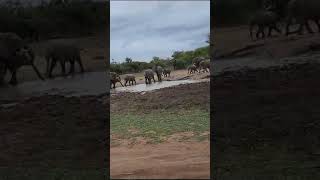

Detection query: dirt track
xmin=111 ymin=141 xmax=210 ymax=179
xmin=111 ymin=81 xmax=210 ymax=179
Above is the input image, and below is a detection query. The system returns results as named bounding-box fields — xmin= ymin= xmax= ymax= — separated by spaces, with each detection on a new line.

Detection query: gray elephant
xmin=144 ymin=69 xmax=156 ymax=84
xmin=249 ymin=10 xmax=282 ymax=40
xmin=199 ymin=60 xmax=210 ymax=73
xmin=0 ymin=32 xmax=44 ymax=85
xmin=285 ymin=0 xmax=320 ymax=36
xmin=110 ymin=72 xmax=123 ymax=89
xmin=163 ymin=69 xmax=171 ymax=77
xmin=124 ymin=74 xmax=136 ymax=86
xmin=153 ymin=65 xmax=163 ymax=82
xmin=192 ymin=57 xmax=205 ymax=69
xmin=187 ymin=64 xmax=198 ymax=74
xmin=45 ymin=43 xmax=84 ymax=78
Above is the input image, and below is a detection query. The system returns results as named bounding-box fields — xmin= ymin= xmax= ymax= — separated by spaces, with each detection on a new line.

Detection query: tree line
xmin=110 ymin=45 xmax=209 ymax=75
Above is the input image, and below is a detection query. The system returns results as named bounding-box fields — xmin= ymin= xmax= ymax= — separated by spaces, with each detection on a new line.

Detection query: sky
xmin=111 ymin=1 xmax=210 ymax=63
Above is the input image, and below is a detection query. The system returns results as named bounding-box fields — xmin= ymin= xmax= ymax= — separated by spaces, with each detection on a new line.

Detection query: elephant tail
xmin=249 ymin=22 xmax=255 ymax=40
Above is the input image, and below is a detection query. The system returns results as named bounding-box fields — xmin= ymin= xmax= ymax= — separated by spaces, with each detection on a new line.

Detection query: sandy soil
xmin=111 ymin=140 xmax=210 ymax=179
xmin=111 ymin=82 xmax=210 ymax=179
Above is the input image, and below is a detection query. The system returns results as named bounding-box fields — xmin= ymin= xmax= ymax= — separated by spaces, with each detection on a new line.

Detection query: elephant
xmin=199 ymin=60 xmax=210 ymax=73
xmin=187 ymin=64 xmax=198 ymax=74
xmin=163 ymin=69 xmax=171 ymax=77
xmin=0 ymin=32 xmax=44 ymax=85
xmin=192 ymin=57 xmax=205 ymax=69
xmin=45 ymin=43 xmax=84 ymax=78
xmin=144 ymin=69 xmax=156 ymax=84
xmin=285 ymin=0 xmax=320 ymax=36
xmin=249 ymin=10 xmax=282 ymax=40
xmin=124 ymin=74 xmax=136 ymax=86
xmin=153 ymin=65 xmax=163 ymax=82
xmin=110 ymin=72 xmax=123 ymax=89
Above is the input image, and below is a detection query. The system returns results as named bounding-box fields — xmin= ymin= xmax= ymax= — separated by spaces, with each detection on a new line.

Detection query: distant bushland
xmin=110 ymin=45 xmax=210 ymax=74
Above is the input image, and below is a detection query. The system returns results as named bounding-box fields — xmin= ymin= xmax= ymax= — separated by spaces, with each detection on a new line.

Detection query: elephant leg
xmin=305 ymin=21 xmax=314 ymax=34
xmin=268 ymin=26 xmax=272 ymax=37
xmin=125 ymin=80 xmax=127 ymax=86
xmin=153 ymin=76 xmax=155 ymax=83
xmin=286 ymin=21 xmax=292 ymax=36
xmin=273 ymin=24 xmax=282 ymax=34
xmin=49 ymin=60 xmax=57 ymax=78
xmin=69 ymin=61 xmax=75 ymax=74
xmin=134 ymin=79 xmax=136 ymax=85
xmin=77 ymin=57 xmax=85 ymax=73
xmin=313 ymin=19 xmax=320 ymax=32
xmin=145 ymin=77 xmax=148 ymax=84
xmin=60 ymin=61 xmax=66 ymax=76
xmin=46 ymin=58 xmax=51 ymax=77
xmin=9 ymin=68 xmax=17 ymax=85
xmin=31 ymin=63 xmax=45 ymax=81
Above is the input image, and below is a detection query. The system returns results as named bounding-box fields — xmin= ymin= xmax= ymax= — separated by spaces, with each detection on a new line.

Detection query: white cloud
xmin=111 ymin=0 xmax=210 ymax=62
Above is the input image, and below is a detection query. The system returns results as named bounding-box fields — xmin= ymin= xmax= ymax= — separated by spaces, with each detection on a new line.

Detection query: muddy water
xmin=111 ymin=79 xmax=208 ymax=93
xmin=0 ymin=71 xmax=108 ymax=101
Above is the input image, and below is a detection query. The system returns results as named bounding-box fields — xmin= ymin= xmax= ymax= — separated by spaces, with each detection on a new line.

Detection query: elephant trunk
xmin=119 ymin=80 xmax=124 ymax=87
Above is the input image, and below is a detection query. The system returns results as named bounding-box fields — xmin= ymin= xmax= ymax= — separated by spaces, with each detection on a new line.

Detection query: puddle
xmin=111 ymin=79 xmax=208 ymax=93
xmin=0 ymin=71 xmax=108 ymax=101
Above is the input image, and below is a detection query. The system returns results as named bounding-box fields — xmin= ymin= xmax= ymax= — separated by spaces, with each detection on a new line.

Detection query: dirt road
xmin=111 ymin=81 xmax=210 ymax=179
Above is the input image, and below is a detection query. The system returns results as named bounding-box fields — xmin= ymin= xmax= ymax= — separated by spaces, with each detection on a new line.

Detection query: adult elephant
xmin=45 ymin=42 xmax=84 ymax=78
xmin=153 ymin=65 xmax=163 ymax=82
xmin=0 ymin=32 xmax=44 ymax=85
xmin=144 ymin=69 xmax=156 ymax=84
xmin=110 ymin=72 xmax=123 ymax=89
xmin=249 ymin=10 xmax=282 ymax=40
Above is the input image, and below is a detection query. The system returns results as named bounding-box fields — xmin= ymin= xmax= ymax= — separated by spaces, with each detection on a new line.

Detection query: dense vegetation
xmin=110 ymin=45 xmax=210 ymax=74
xmin=0 ymin=0 xmax=108 ymax=41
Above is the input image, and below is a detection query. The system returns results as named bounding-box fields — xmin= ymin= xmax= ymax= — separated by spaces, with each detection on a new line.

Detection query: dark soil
xmin=213 ymin=62 xmax=320 ymax=178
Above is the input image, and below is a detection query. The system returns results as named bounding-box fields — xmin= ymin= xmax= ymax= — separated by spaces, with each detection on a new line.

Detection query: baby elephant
xmin=188 ymin=64 xmax=198 ymax=74
xmin=163 ymin=69 xmax=171 ymax=77
xmin=124 ymin=74 xmax=136 ymax=86
xmin=110 ymin=72 xmax=123 ymax=89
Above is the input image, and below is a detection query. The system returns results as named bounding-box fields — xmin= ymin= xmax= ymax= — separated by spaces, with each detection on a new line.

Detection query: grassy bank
xmin=111 ymin=109 xmax=209 ymax=143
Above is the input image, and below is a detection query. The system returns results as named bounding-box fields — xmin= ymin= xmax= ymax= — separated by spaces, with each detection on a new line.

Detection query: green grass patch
xmin=111 ymin=109 xmax=209 ymax=143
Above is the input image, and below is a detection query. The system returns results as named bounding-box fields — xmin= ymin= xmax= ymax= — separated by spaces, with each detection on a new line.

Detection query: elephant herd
xmin=188 ymin=58 xmax=210 ymax=74
xmin=249 ymin=0 xmax=320 ymax=40
xmin=0 ymin=32 xmax=85 ymax=85
xmin=110 ymin=66 xmax=173 ymax=89
xmin=110 ymin=57 xmax=210 ymax=89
